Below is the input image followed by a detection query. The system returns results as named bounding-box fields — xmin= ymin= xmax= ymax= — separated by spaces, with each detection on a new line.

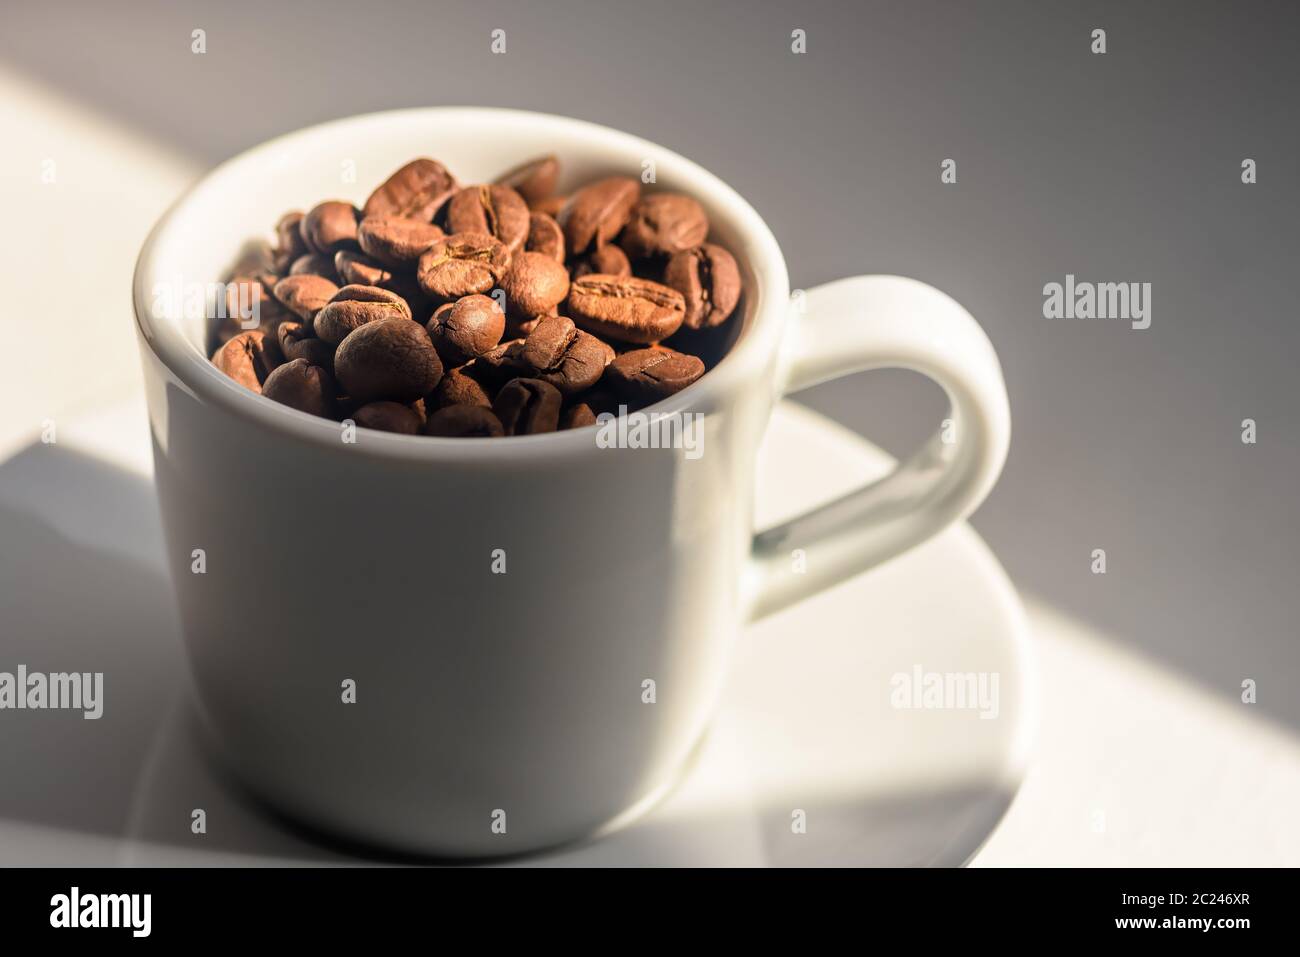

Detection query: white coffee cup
xmin=132 ymin=107 xmax=1010 ymax=858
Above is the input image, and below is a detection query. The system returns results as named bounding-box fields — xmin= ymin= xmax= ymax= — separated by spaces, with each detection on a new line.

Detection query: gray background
xmin=5 ymin=0 xmax=1297 ymax=726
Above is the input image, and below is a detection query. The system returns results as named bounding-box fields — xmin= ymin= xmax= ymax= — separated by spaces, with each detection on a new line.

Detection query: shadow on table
xmin=0 ymin=441 xmax=349 ymax=863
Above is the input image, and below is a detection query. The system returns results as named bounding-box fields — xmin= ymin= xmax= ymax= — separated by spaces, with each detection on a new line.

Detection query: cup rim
xmin=132 ymin=106 xmax=789 ymax=462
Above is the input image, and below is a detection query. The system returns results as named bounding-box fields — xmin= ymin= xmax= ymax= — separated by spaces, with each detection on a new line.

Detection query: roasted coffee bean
xmin=261 ymin=358 xmax=335 ymax=417
xmin=531 ymin=195 xmax=567 ymax=218
xmin=499 ymin=251 xmax=570 ymax=319
xmin=619 ymin=193 xmax=709 ymax=260
xmin=214 ymin=152 xmax=744 ymax=438
xmin=233 ymin=240 xmax=291 ymax=283
xmin=334 ymin=250 xmax=395 ymax=287
xmin=416 ymin=232 xmax=512 ymax=301
xmin=444 ymin=184 xmax=531 ymax=254
xmin=363 ymin=158 xmax=457 ymax=222
xmin=519 ymin=315 xmax=611 ymax=395
xmin=425 ymin=294 xmax=505 ymax=366
xmin=492 ymin=377 xmax=562 ymax=435
xmin=214 ymin=276 xmax=290 ymax=344
xmin=664 ymin=243 xmax=741 ymax=329
xmin=277 ymin=321 xmax=336 ymax=367
xmin=424 ymin=404 xmax=504 ymax=438
xmin=516 ymin=315 xmax=585 ymax=371
xmin=387 ymin=276 xmax=433 ymax=315
xmin=560 ymin=177 xmax=640 ymax=255
xmin=580 ymin=386 xmax=626 ymax=416
xmin=494 ymin=154 xmax=559 ymax=205
xmin=429 ymin=364 xmax=493 ymax=409
xmin=506 ymin=314 xmax=550 ymax=339
xmin=353 ymin=400 xmax=422 ymax=434
xmin=223 ymin=275 xmax=280 ymax=316
xmin=596 ymin=335 xmax=617 ymax=366
xmin=252 ymin=263 xmax=285 ymax=290
xmin=574 ymin=243 xmax=631 ymax=279
xmin=300 ymin=201 xmax=360 ymax=255
xmin=333 ymin=394 xmax=362 ymax=421
xmin=561 ymin=403 xmax=598 ymax=430
xmin=275 ymin=211 xmax=309 ymax=261
xmin=502 ymin=315 xmax=548 ymax=343
xmin=567 ymin=274 xmax=686 ymax=344
xmin=211 ymin=312 xmax=269 ymax=350
xmin=357 ymin=216 xmax=445 ymax=268
xmin=289 ymin=252 xmax=339 ymax=280
xmin=604 ymin=347 xmax=705 ymax=402
xmin=230 ymin=241 xmax=278 ymax=281
xmin=273 ymin=274 xmax=340 ymax=324
xmin=336 ymin=254 xmax=427 ymax=310
xmin=526 ymin=211 xmax=565 ymax=262
xmin=334 ymin=316 xmax=443 ymax=404
xmin=211 ymin=329 xmax=280 ymax=393
xmin=475 ymin=338 xmax=530 ymax=388
xmin=314 ymin=285 xmax=413 ymax=345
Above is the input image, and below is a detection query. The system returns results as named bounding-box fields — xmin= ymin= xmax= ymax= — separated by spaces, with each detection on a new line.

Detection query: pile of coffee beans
xmin=209 ymin=154 xmax=743 ymax=437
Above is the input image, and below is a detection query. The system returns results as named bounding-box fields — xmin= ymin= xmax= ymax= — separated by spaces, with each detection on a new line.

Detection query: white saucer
xmin=0 ymin=395 xmax=1034 ymax=866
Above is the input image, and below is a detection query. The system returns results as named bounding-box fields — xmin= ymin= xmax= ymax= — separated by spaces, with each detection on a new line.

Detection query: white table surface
xmin=3 ymin=62 xmax=1297 ymax=867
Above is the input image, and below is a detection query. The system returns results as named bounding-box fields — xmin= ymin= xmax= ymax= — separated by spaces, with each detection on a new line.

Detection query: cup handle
xmin=745 ymin=275 xmax=1011 ymax=621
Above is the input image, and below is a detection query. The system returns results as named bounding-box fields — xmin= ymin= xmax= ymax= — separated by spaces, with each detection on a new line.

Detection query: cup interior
xmin=134 ymin=107 xmax=788 ymax=455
